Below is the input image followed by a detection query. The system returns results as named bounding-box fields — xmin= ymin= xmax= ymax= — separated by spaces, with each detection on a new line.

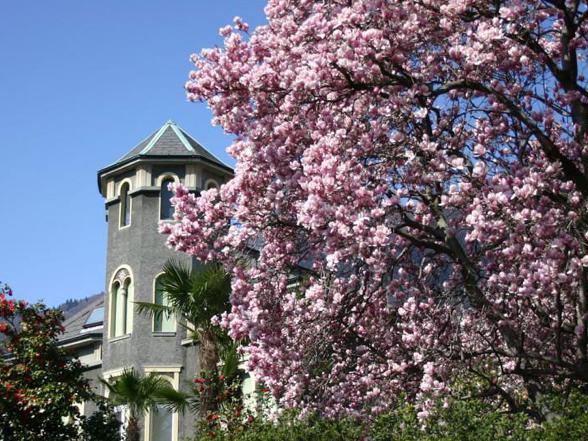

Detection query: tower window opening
xmin=120 ymin=182 xmax=131 ymax=227
xmin=154 ymin=275 xmax=175 ymax=333
xmin=110 ymin=269 xmax=133 ymax=338
xmin=160 ymin=178 xmax=175 ymax=220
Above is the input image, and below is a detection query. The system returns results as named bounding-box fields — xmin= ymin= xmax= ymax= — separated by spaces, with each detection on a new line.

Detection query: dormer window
xmin=119 ymin=182 xmax=131 ymax=228
xmin=160 ymin=177 xmax=175 ymax=220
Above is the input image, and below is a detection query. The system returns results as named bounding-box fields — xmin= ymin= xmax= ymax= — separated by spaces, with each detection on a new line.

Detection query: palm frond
xmin=189 ymin=263 xmax=231 ymax=324
xmin=219 ymin=343 xmax=241 ymax=380
xmin=100 ymin=369 xmax=175 ymax=417
xmin=153 ymin=386 xmax=192 ymax=414
xmin=134 ymin=301 xmax=173 ymax=322
xmin=154 ymin=260 xmax=231 ymax=328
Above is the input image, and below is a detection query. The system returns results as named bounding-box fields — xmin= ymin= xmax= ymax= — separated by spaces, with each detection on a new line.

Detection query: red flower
xmin=207 ymin=413 xmax=220 ymax=421
xmin=193 ymin=377 xmax=207 ymax=384
xmin=14 ymin=389 xmax=25 ymax=403
xmin=0 ymin=323 xmax=8 ymax=333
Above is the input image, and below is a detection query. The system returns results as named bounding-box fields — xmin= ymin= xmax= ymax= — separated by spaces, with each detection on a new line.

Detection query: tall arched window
xmin=120 ymin=182 xmax=131 ymax=227
xmin=154 ymin=275 xmax=175 ymax=333
xmin=147 ymin=375 xmax=176 ymax=441
xmin=151 ymin=403 xmax=173 ymax=441
xmin=110 ymin=268 xmax=133 ymax=337
xmin=160 ymin=177 xmax=175 ymax=220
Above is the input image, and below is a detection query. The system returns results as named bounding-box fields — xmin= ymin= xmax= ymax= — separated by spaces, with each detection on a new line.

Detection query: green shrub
xmin=194 ymin=391 xmax=588 ymax=441
xmin=196 ymin=410 xmax=364 ymax=441
xmin=78 ymin=400 xmax=121 ymax=441
xmin=370 ymin=400 xmax=529 ymax=441
xmin=196 ymin=392 xmax=588 ymax=441
xmin=531 ymin=390 xmax=588 ymax=441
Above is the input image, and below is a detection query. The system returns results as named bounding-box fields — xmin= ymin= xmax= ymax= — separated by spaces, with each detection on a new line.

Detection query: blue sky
xmin=0 ymin=0 xmax=267 ymax=306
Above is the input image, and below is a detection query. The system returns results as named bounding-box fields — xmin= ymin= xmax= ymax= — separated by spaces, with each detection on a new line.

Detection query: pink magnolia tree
xmin=164 ymin=0 xmax=588 ymax=418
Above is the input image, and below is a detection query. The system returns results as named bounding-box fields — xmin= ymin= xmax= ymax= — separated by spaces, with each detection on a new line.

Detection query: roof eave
xmin=97 ymin=154 xmax=234 ymax=194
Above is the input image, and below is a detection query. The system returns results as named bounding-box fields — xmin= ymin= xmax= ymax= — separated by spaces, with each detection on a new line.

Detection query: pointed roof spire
xmin=97 ymin=120 xmax=233 ymax=195
xmin=115 ymin=120 xmax=226 ymax=165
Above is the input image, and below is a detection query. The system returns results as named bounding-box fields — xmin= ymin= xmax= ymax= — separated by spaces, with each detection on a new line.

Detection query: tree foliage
xmin=100 ymin=369 xmax=183 ymax=441
xmin=162 ymin=0 xmax=588 ymax=418
xmin=135 ymin=260 xmax=237 ymax=417
xmin=78 ymin=400 xmax=122 ymax=441
xmin=0 ymin=282 xmax=91 ymax=440
xmin=194 ymin=391 xmax=588 ymax=441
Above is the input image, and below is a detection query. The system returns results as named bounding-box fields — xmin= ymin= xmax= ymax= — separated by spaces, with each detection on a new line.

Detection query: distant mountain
xmin=58 ymin=293 xmax=103 ymax=319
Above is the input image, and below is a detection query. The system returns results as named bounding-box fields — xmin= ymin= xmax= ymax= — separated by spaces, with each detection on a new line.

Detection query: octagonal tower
xmin=97 ymin=120 xmax=233 ymax=440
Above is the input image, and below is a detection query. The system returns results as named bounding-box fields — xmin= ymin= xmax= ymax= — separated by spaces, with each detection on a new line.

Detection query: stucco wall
xmin=103 ymin=187 xmax=201 ymax=440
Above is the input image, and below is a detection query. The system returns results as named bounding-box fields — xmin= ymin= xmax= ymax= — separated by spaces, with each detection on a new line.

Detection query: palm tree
xmin=135 ymin=260 xmax=233 ymax=417
xmin=100 ymin=369 xmax=186 ymax=441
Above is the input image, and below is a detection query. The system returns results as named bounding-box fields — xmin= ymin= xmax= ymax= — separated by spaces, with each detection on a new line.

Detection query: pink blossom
xmin=166 ymin=0 xmax=588 ymax=418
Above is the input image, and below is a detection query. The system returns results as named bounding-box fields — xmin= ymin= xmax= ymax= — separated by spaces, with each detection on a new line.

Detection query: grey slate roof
xmin=59 ymin=295 xmax=104 ymax=342
xmin=116 ymin=120 xmax=229 ymax=168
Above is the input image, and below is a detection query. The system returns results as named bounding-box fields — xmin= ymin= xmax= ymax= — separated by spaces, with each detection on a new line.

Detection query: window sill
xmin=152 ymin=332 xmax=176 ymax=337
xmin=109 ymin=334 xmax=131 ymax=343
xmin=181 ymin=338 xmax=197 ymax=347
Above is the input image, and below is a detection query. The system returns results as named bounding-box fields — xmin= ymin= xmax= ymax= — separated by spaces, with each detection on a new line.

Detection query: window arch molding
xmin=108 ymin=265 xmax=135 ymax=338
xmin=204 ymin=179 xmax=218 ymax=190
xmin=152 ymin=272 xmax=176 ymax=333
xmin=143 ymin=366 xmax=182 ymax=441
xmin=155 ymin=173 xmax=180 ymax=187
xmin=117 ymin=178 xmax=134 ymax=196
xmin=158 ymin=173 xmax=180 ymax=221
xmin=118 ymin=178 xmax=133 ymax=229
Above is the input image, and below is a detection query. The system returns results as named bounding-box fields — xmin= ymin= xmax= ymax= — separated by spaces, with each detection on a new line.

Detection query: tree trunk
xmin=198 ymin=328 xmax=220 ymax=418
xmin=126 ymin=416 xmax=140 ymax=441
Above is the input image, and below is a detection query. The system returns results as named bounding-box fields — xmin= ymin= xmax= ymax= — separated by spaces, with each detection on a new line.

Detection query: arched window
xmin=119 ymin=182 xmax=131 ymax=227
xmin=110 ymin=268 xmax=133 ymax=337
xmin=147 ymin=375 xmax=175 ymax=441
xmin=154 ymin=275 xmax=175 ymax=333
xmin=151 ymin=403 xmax=173 ymax=441
xmin=205 ymin=180 xmax=218 ymax=190
xmin=160 ymin=177 xmax=175 ymax=220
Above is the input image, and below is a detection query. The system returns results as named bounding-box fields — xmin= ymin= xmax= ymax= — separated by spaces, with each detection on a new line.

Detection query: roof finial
xmin=166 ymin=119 xmax=176 ymax=125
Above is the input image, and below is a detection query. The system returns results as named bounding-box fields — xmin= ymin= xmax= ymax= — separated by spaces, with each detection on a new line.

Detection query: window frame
xmin=118 ymin=179 xmax=133 ymax=229
xmin=157 ymin=174 xmax=180 ymax=221
xmin=152 ymin=273 xmax=176 ymax=334
xmin=143 ymin=366 xmax=182 ymax=441
xmin=204 ymin=179 xmax=218 ymax=190
xmin=108 ymin=265 xmax=134 ymax=339
xmin=101 ymin=368 xmax=133 ymax=438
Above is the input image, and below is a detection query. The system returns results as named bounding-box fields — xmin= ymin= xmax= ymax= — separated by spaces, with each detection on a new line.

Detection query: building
xmin=59 ymin=120 xmax=233 ymax=441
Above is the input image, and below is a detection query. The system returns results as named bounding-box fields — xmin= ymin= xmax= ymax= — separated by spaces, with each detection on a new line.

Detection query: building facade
xmin=60 ymin=120 xmax=233 ymax=441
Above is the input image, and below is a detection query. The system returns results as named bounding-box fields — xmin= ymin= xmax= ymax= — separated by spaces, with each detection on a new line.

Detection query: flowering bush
xmin=164 ymin=0 xmax=588 ymax=418
xmin=194 ymin=391 xmax=588 ymax=441
xmin=0 ymin=282 xmax=91 ymax=440
xmin=192 ymin=369 xmax=249 ymax=436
